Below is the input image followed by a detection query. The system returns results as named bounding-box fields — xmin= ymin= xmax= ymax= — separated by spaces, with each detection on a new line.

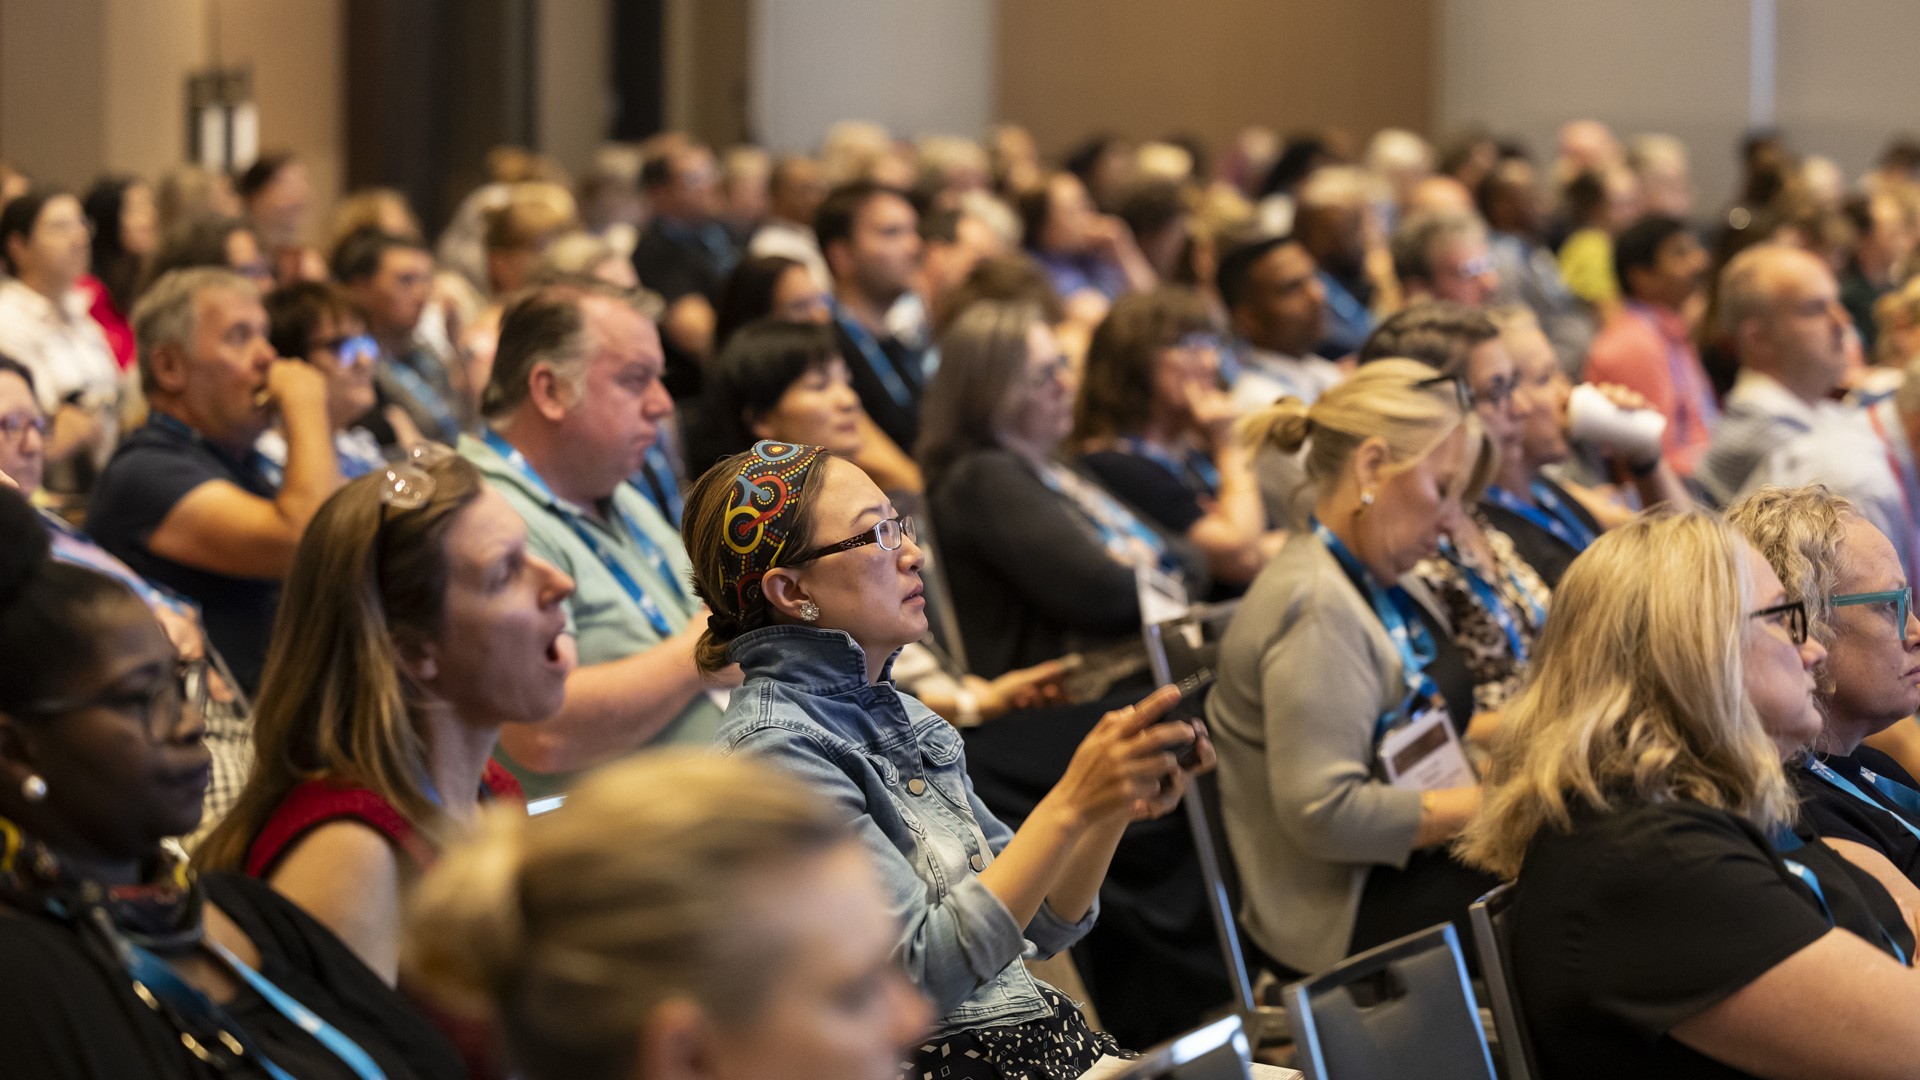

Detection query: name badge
xmin=1379 ymin=706 xmax=1477 ymax=791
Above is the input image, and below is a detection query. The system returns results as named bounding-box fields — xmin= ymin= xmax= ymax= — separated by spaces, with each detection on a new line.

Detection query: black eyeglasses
xmin=786 ymin=515 xmax=916 ymax=566
xmin=1749 ymin=600 xmax=1810 ymax=645
xmin=1415 ymin=372 xmax=1512 ymax=411
xmin=21 ymin=657 xmax=210 ymax=739
xmin=1415 ymin=374 xmax=1473 ymax=413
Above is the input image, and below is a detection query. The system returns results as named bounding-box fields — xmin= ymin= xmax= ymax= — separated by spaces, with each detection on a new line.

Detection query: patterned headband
xmin=721 ymin=440 xmax=829 ymax=627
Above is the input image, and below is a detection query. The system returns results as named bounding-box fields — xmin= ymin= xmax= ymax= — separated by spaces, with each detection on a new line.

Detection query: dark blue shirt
xmin=87 ymin=415 xmax=282 ymax=694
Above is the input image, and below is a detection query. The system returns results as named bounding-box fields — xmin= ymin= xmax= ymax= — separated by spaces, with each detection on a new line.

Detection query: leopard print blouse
xmin=1415 ymin=511 xmax=1553 ymax=713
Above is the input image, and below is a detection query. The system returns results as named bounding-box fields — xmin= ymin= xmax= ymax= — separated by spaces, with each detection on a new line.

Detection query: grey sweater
xmin=1206 ymin=530 xmax=1449 ymax=973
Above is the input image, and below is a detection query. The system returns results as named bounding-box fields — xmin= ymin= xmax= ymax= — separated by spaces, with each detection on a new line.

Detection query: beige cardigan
xmin=1206 ymin=529 xmax=1452 ymax=973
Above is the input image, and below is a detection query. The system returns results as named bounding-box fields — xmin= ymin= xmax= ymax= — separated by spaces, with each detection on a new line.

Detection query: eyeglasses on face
xmin=315 ymin=333 xmax=379 ymax=371
xmin=21 ymin=657 xmax=210 ymax=739
xmin=1414 ymin=372 xmax=1512 ymax=412
xmin=1026 ymin=354 xmax=1072 ymax=389
xmin=1414 ymin=374 xmax=1473 ymax=413
xmin=0 ymin=411 xmax=47 ymax=443
xmin=1833 ymin=586 xmax=1914 ymax=635
xmin=1171 ymin=331 xmax=1225 ymax=354
xmin=787 ymin=514 xmax=916 ymax=566
xmin=1749 ymin=600 xmax=1810 ymax=645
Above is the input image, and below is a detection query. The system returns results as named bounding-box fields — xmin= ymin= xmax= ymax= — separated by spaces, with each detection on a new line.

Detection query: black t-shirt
xmin=1793 ymin=746 xmax=1920 ymax=884
xmin=1512 ymin=800 xmax=1913 ymax=1080
xmin=0 ymin=872 xmax=463 ymax=1079
xmin=833 ymin=318 xmax=927 ymax=451
xmin=86 ymin=416 xmax=283 ymax=694
xmin=1477 ymin=477 xmax=1602 ymax=589
xmin=629 ymin=220 xmax=735 ymax=304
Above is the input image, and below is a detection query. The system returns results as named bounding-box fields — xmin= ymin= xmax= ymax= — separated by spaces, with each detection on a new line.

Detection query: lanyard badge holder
xmin=483 ymin=430 xmax=684 ymax=637
xmin=1315 ymin=520 xmax=1477 ymax=792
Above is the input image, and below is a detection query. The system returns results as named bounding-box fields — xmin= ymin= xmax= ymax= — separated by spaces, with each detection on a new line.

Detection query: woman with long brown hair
xmin=199 ymin=448 xmax=575 ymax=987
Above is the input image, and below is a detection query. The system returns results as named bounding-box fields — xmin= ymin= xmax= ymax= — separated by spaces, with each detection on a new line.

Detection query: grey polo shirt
xmin=461 ymin=433 xmax=723 ymax=796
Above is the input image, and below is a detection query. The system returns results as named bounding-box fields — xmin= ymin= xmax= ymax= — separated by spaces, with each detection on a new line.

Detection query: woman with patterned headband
xmin=681 ymin=439 xmax=1215 ymax=1080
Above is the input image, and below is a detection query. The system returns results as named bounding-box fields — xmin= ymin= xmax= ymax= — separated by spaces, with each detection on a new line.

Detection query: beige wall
xmin=1775 ymin=0 xmax=1920 ymax=189
xmin=0 ymin=0 xmax=342 ymax=242
xmin=0 ymin=0 xmax=110 ymax=189
xmin=751 ymin=0 xmax=993 ymax=152
xmin=996 ymin=0 xmax=1435 ymax=159
xmin=538 ymin=0 xmax=612 ymax=174
xmin=1438 ymin=0 xmax=1751 ymax=215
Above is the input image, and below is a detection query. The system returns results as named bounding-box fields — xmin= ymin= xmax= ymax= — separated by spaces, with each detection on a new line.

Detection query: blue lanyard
xmin=1116 ymin=437 xmax=1221 ymax=497
xmin=1439 ymin=538 xmax=1540 ymax=664
xmin=126 ymin=940 xmax=388 ymax=1079
xmin=383 ymin=355 xmax=462 ymax=442
xmin=1483 ymin=483 xmax=1596 ymax=552
xmin=1771 ymin=829 xmax=1911 ymax=965
xmin=830 ymin=298 xmax=918 ymax=409
xmin=635 ymin=443 xmax=684 ymax=527
xmin=1033 ymin=461 xmax=1182 ymax=578
xmin=1805 ymin=758 xmax=1920 ymax=843
xmin=41 ymin=508 xmax=199 ymax=620
xmin=1314 ymin=519 xmax=1445 ymax=739
xmin=483 ymin=430 xmax=683 ymax=636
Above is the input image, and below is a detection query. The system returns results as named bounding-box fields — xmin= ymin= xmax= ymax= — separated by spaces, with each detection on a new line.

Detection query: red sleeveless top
xmin=241 ymin=761 xmax=525 ymax=1080
xmin=242 ymin=761 xmax=524 ymax=878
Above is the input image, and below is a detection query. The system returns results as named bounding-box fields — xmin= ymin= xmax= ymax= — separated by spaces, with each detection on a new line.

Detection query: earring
xmin=1360 ymin=488 xmax=1376 ymax=508
xmin=21 ymin=774 xmax=46 ymax=803
xmin=797 ymin=601 xmax=821 ymax=623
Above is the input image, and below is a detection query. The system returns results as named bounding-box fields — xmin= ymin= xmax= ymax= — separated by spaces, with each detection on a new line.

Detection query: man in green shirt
xmin=461 ymin=278 xmax=735 ymax=796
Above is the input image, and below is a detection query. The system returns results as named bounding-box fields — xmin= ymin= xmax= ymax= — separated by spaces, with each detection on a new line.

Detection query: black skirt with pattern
xmin=904 ymin=984 xmax=1131 ymax=1080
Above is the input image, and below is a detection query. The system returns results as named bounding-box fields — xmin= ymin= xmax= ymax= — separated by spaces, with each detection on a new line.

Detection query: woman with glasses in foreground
xmin=0 ymin=488 xmax=463 ymax=1078
xmin=1731 ymin=485 xmax=1920 ymax=895
xmin=681 ymin=441 xmax=1213 ymax=1079
xmin=198 ymin=449 xmax=575 ymax=1073
xmin=1460 ymin=511 xmax=1920 ymax=1080
xmin=1073 ymin=287 xmax=1285 ymax=596
xmin=408 ymin=750 xmax=930 ymax=1080
xmin=1213 ymin=359 xmax=1496 ymax=979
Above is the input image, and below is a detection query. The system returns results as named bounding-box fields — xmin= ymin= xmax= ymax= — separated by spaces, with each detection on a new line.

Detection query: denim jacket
xmin=717 ymin=625 xmax=1097 ymax=1035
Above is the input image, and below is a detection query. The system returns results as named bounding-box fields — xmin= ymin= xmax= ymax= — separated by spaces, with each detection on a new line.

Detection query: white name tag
xmin=1379 ymin=707 xmax=1477 ymax=791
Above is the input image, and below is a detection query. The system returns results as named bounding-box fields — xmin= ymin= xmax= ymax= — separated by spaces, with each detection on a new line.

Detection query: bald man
xmin=1699 ymin=244 xmax=1858 ymax=505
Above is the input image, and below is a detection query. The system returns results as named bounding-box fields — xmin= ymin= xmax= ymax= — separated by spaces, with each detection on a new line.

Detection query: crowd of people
xmin=3 ymin=112 xmax=1920 ymax=1079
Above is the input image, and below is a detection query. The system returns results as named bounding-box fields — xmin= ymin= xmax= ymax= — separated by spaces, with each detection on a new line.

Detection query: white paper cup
xmin=1567 ymin=383 xmax=1666 ymax=463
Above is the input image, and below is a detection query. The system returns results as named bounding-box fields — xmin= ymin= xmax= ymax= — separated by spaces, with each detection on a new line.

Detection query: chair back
xmin=1112 ymin=1014 xmax=1256 ymax=1080
xmin=1144 ymin=599 xmax=1239 ymax=686
xmin=1285 ymin=923 xmax=1497 ymax=1080
xmin=1469 ymin=883 xmax=1538 ymax=1080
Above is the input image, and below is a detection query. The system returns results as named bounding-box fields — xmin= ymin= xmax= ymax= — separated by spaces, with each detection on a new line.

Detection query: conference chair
xmin=1143 ymin=602 xmax=1294 ymax=1045
xmin=1284 ymin=923 xmax=1498 ymax=1080
xmin=1469 ymin=884 xmax=1538 ymax=1080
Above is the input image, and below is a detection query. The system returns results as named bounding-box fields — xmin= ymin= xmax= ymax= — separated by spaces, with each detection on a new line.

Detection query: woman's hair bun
xmin=0 ymin=488 xmax=51 ymax=611
xmin=1236 ymin=396 xmax=1314 ymax=455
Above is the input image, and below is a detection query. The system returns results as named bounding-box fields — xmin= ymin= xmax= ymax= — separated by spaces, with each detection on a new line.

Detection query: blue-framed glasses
xmin=318 ymin=333 xmax=379 ymax=370
xmin=1833 ymin=587 xmax=1914 ymax=635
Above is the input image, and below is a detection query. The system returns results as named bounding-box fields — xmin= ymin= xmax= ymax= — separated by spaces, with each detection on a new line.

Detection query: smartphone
xmin=1166 ymin=669 xmax=1215 ymax=768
